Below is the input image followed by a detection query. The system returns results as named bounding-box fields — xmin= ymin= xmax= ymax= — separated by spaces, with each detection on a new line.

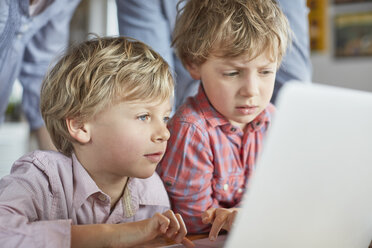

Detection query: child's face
xmin=86 ymin=98 xmax=172 ymax=179
xmin=187 ymin=51 xmax=277 ymax=130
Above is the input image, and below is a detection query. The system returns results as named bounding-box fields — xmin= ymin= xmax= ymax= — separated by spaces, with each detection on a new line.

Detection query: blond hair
xmin=173 ymin=0 xmax=291 ymax=66
xmin=41 ymin=36 xmax=174 ymax=156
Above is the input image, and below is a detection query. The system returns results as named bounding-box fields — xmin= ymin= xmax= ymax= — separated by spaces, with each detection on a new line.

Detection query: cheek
xmin=103 ymin=127 xmax=143 ymax=152
xmin=116 ymin=132 xmax=142 ymax=149
xmin=108 ymin=135 xmax=145 ymax=165
xmin=204 ymin=80 xmax=231 ymax=98
xmin=206 ymin=87 xmax=230 ymax=109
xmin=260 ymin=79 xmax=275 ymax=97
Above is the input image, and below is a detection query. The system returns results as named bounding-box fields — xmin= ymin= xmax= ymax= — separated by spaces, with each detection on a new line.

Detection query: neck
xmin=74 ymin=149 xmax=129 ymax=210
xmin=96 ymin=175 xmax=129 ymax=210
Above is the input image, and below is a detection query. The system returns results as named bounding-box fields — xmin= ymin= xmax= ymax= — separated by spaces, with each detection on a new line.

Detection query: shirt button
xmin=223 ymin=184 xmax=229 ymax=191
xmin=237 ymin=188 xmax=243 ymax=193
xmin=165 ymin=181 xmax=172 ymax=187
xmin=17 ymin=33 xmax=22 ymax=39
xmin=98 ymin=194 xmax=106 ymax=201
xmin=230 ymin=127 xmax=236 ymax=132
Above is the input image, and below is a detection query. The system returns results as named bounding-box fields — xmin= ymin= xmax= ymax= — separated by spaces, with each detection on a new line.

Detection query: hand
xmin=145 ymin=210 xmax=195 ymax=247
xmin=71 ymin=210 xmax=195 ymax=248
xmin=201 ymin=207 xmax=239 ymax=241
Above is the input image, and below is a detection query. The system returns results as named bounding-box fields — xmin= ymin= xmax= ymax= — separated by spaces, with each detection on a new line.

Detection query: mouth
xmin=144 ymin=152 xmax=164 ymax=163
xmin=235 ymin=105 xmax=258 ymax=115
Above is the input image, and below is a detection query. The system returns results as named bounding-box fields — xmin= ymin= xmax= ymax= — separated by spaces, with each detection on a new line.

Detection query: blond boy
xmin=157 ymin=0 xmax=291 ymax=240
xmin=0 ymin=37 xmax=193 ymax=247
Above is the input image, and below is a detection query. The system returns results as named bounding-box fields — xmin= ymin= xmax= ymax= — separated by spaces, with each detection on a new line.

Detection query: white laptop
xmin=225 ymin=82 xmax=372 ymax=248
xmin=165 ymin=82 xmax=372 ymax=248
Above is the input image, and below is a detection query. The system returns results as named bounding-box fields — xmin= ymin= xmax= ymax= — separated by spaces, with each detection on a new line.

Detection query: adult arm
xmin=18 ymin=2 xmax=79 ymax=131
xmin=272 ymin=0 xmax=312 ymax=103
xmin=116 ymin=0 xmax=200 ymax=110
xmin=116 ymin=0 xmax=174 ymax=67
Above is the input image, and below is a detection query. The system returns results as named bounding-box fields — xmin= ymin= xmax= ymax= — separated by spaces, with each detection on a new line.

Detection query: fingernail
xmin=210 ymin=236 xmax=216 ymax=241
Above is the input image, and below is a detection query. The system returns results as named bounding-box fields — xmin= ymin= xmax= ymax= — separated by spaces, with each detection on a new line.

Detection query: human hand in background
xmin=201 ymin=207 xmax=239 ymax=241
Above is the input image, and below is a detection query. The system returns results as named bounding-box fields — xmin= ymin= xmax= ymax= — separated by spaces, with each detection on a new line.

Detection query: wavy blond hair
xmin=173 ymin=0 xmax=291 ymax=66
xmin=41 ymin=36 xmax=174 ymax=156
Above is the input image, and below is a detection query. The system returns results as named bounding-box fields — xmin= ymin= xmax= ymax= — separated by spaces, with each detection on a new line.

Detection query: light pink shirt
xmin=0 ymin=150 xmax=170 ymax=247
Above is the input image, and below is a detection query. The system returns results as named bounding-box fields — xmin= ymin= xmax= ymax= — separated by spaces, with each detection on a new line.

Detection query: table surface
xmin=135 ymin=234 xmax=372 ymax=248
xmin=134 ymin=233 xmax=210 ymax=248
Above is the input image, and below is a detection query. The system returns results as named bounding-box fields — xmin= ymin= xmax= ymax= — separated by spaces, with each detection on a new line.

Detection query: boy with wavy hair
xmin=0 ymin=37 xmax=193 ymax=247
xmin=157 ymin=0 xmax=292 ymax=240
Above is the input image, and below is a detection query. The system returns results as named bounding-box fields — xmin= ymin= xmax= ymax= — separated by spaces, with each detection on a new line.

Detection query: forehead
xmin=124 ymin=98 xmax=173 ymax=111
xmin=208 ymin=49 xmax=278 ymax=67
xmin=209 ymin=39 xmax=279 ymax=63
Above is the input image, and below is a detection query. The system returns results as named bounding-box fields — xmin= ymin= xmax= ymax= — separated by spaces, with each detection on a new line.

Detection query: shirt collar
xmin=71 ymin=154 xmax=137 ymax=217
xmin=194 ymin=84 xmax=230 ymax=128
xmin=194 ymin=83 xmax=275 ymax=132
xmin=72 ymin=153 xmax=102 ymax=210
xmin=246 ymin=103 xmax=275 ymax=132
xmin=121 ymin=178 xmax=137 ymax=218
xmin=124 ymin=175 xmax=170 ymax=217
xmin=72 ymin=155 xmax=169 ymax=217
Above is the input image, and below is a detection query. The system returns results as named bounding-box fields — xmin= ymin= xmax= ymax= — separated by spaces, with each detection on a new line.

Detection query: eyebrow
xmin=130 ymin=104 xmax=173 ymax=114
xmin=221 ymin=60 xmax=277 ymax=68
xmin=258 ymin=62 xmax=277 ymax=68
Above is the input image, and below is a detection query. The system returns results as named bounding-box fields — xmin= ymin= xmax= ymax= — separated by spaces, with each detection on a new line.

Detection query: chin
xmin=136 ymin=174 xmax=154 ymax=179
xmin=137 ymin=168 xmax=157 ymax=179
xmin=241 ymin=114 xmax=259 ymax=123
xmin=232 ymin=117 xmax=254 ymax=126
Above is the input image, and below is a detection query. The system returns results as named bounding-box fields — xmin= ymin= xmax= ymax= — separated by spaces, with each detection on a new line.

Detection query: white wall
xmin=311 ymin=2 xmax=372 ymax=92
xmin=0 ymin=123 xmax=28 ymax=178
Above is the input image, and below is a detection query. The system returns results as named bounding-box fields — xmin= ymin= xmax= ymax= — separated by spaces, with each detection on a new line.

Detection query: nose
xmin=239 ymin=74 xmax=259 ymax=97
xmin=152 ymin=121 xmax=170 ymax=143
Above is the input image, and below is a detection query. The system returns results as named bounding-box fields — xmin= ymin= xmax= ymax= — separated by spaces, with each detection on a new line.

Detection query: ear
xmin=66 ymin=118 xmax=91 ymax=144
xmin=185 ymin=62 xmax=201 ymax=80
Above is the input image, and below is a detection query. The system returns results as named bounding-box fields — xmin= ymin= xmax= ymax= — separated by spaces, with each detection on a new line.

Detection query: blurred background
xmin=1 ymin=0 xmax=372 ymax=177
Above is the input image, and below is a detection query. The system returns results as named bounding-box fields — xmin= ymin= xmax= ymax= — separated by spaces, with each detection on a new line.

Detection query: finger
xmin=153 ymin=212 xmax=170 ymax=234
xmin=162 ymin=210 xmax=180 ymax=238
xmin=225 ymin=210 xmax=238 ymax=232
xmin=202 ymin=207 xmax=216 ymax=224
xmin=209 ymin=214 xmax=227 ymax=241
xmin=182 ymin=237 xmax=196 ymax=248
xmin=174 ymin=213 xmax=187 ymax=243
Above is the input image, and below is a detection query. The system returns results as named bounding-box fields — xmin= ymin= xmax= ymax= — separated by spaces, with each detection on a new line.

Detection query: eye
xmin=163 ymin=116 xmax=170 ymax=123
xmin=223 ymin=71 xmax=239 ymax=77
xmin=137 ymin=114 xmax=150 ymax=121
xmin=260 ymin=69 xmax=274 ymax=75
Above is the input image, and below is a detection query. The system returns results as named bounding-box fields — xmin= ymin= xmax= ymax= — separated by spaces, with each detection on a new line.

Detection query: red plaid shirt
xmin=157 ymin=85 xmax=275 ymax=233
